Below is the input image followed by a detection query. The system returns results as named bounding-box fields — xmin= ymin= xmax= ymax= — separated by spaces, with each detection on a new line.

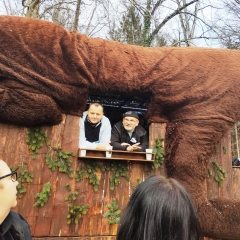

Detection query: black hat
xmin=123 ymin=111 xmax=139 ymax=120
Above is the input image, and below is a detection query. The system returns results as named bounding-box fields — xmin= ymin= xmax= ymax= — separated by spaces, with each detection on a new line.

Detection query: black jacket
xmin=111 ymin=121 xmax=148 ymax=152
xmin=0 ymin=210 xmax=32 ymax=240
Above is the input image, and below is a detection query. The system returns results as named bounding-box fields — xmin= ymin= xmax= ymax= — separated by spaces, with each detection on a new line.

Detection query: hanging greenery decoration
xmin=65 ymin=191 xmax=79 ymax=202
xmin=65 ymin=191 xmax=90 ymax=225
xmin=211 ymin=161 xmax=227 ymax=187
xmin=67 ymin=204 xmax=90 ymax=225
xmin=76 ymin=160 xmax=130 ymax=191
xmin=223 ymin=146 xmax=227 ymax=154
xmin=132 ymin=178 xmax=142 ymax=190
xmin=75 ymin=165 xmax=85 ymax=182
xmin=65 ymin=183 xmax=71 ymax=192
xmin=11 ymin=164 xmax=34 ymax=198
xmin=85 ymin=161 xmax=103 ymax=192
xmin=207 ymin=169 xmax=212 ymax=177
xmin=76 ymin=161 xmax=104 ymax=192
xmin=26 ymin=127 xmax=49 ymax=159
xmin=152 ymin=138 xmax=165 ymax=169
xmin=46 ymin=146 xmax=75 ymax=178
xmin=34 ymin=182 xmax=52 ymax=207
xmin=26 ymin=127 xmax=75 ymax=178
xmin=105 ymin=161 xmax=130 ymax=191
xmin=103 ymin=198 xmax=121 ymax=225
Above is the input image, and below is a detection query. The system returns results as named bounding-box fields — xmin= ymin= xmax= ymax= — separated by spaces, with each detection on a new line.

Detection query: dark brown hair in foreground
xmin=117 ymin=175 xmax=203 ymax=240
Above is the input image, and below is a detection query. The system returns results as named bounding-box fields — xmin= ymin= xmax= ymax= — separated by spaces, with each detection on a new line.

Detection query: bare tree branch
xmin=150 ymin=0 xmax=199 ymax=39
xmin=85 ymin=0 xmax=98 ymax=35
xmin=73 ymin=0 xmax=82 ymax=31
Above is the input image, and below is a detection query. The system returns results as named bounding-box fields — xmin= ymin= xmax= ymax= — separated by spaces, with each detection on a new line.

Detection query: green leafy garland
xmin=65 ymin=191 xmax=79 ymax=202
xmin=65 ymin=191 xmax=90 ymax=224
xmin=76 ymin=160 xmax=130 ymax=192
xmin=34 ymin=182 xmax=52 ymax=207
xmin=24 ymin=127 xmax=91 ymax=225
xmin=105 ymin=161 xmax=130 ymax=191
xmin=26 ymin=127 xmax=50 ymax=159
xmin=27 ymin=127 xmax=75 ymax=178
xmin=152 ymin=138 xmax=165 ymax=169
xmin=46 ymin=146 xmax=75 ymax=178
xmin=223 ymin=146 xmax=227 ymax=154
xmin=65 ymin=183 xmax=71 ymax=192
xmin=67 ymin=205 xmax=90 ymax=225
xmin=208 ymin=161 xmax=227 ymax=187
xmin=76 ymin=160 xmax=104 ymax=192
xmin=25 ymin=128 xmax=166 ymax=226
xmin=11 ymin=164 xmax=34 ymax=198
xmin=103 ymin=198 xmax=121 ymax=225
xmin=132 ymin=178 xmax=141 ymax=190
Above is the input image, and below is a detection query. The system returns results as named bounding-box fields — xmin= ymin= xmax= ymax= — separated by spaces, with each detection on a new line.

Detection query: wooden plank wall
xmin=0 ymin=117 xmax=165 ymax=239
xmin=0 ymin=117 xmax=239 ymax=240
xmin=204 ymin=130 xmax=240 ymax=240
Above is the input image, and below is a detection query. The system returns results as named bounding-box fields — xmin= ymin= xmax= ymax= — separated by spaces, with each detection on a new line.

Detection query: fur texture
xmin=1 ymin=16 xmax=240 ymax=239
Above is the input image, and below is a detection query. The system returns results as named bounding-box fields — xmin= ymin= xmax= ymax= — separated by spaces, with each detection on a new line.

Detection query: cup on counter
xmin=146 ymin=149 xmax=153 ymax=160
xmin=106 ymin=146 xmax=113 ymax=158
xmin=79 ymin=145 xmax=87 ymax=157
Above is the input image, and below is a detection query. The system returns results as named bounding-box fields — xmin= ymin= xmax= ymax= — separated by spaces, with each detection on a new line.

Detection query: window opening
xmin=85 ymin=92 xmax=149 ymax=129
xmin=79 ymin=92 xmax=155 ymax=161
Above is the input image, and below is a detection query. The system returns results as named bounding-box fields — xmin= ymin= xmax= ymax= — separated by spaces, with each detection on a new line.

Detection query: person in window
xmin=111 ymin=111 xmax=148 ymax=152
xmin=0 ymin=159 xmax=32 ymax=240
xmin=79 ymin=102 xmax=111 ymax=150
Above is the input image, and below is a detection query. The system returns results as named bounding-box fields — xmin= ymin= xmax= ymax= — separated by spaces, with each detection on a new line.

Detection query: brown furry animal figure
xmin=1 ymin=16 xmax=240 ymax=239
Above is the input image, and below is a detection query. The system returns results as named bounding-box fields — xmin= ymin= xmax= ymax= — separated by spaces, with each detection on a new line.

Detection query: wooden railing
xmin=78 ymin=149 xmax=155 ymax=162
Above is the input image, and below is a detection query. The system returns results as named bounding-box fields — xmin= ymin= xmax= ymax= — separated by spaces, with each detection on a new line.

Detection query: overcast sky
xmin=0 ymin=0 xmax=227 ymax=48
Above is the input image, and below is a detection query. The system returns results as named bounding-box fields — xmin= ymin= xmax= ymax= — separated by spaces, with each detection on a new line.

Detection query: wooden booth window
xmin=86 ymin=92 xmax=149 ymax=127
xmin=78 ymin=92 xmax=155 ymax=162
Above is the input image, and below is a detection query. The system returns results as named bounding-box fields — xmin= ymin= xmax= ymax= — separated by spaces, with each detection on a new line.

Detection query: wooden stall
xmin=0 ymin=115 xmax=238 ymax=240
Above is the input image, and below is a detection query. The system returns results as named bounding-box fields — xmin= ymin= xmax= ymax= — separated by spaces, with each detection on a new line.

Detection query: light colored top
xmin=79 ymin=111 xmax=111 ymax=149
xmin=127 ymin=130 xmax=134 ymax=137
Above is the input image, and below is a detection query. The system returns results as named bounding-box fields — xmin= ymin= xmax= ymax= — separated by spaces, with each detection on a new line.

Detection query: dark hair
xmin=116 ymin=175 xmax=203 ymax=240
xmin=88 ymin=102 xmax=104 ymax=111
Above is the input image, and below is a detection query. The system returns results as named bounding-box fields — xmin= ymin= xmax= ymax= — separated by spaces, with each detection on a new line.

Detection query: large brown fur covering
xmin=1 ymin=16 xmax=240 ymax=239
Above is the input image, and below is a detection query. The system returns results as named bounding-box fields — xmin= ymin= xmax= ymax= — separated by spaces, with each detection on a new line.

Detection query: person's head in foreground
xmin=0 ymin=159 xmax=18 ymax=224
xmin=0 ymin=159 xmax=32 ymax=240
xmin=116 ymin=175 xmax=203 ymax=240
